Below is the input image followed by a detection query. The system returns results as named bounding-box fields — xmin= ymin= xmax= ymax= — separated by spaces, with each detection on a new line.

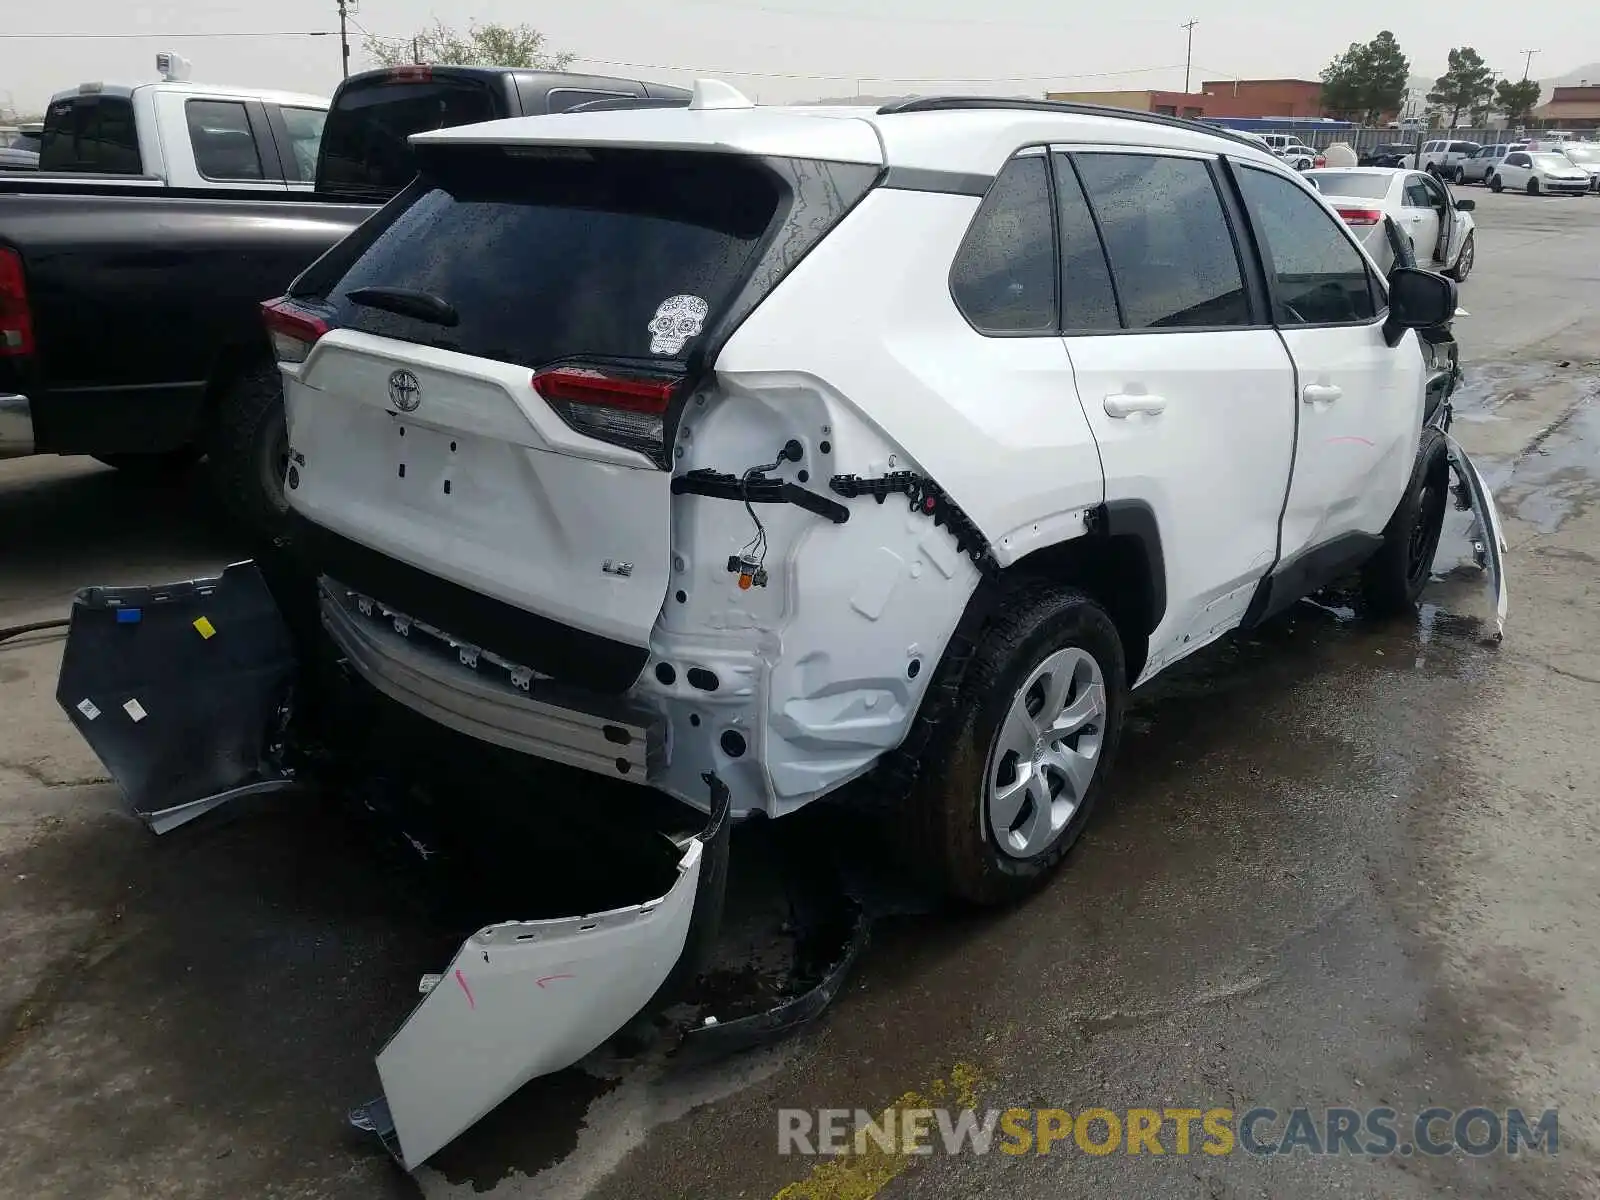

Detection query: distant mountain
xmin=1544 ymin=63 xmax=1600 ymax=88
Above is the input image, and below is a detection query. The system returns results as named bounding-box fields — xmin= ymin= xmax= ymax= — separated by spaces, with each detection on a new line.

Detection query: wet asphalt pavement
xmin=1 ymin=187 xmax=1597 ymax=1200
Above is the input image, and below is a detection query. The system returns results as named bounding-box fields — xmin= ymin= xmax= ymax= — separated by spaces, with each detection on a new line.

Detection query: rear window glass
xmin=316 ymin=78 xmax=498 ymax=197
xmin=39 ymin=97 xmax=143 ymax=174
xmin=316 ymin=147 xmax=828 ymax=368
xmin=1307 ymin=172 xmax=1391 ymax=199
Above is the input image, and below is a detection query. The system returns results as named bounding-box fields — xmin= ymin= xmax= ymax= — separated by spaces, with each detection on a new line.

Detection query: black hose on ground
xmin=0 ymin=618 xmax=70 ymax=646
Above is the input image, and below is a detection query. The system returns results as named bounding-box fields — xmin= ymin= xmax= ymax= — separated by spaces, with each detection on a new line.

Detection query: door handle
xmin=1103 ymin=393 xmax=1168 ymax=418
xmin=1302 ymin=384 xmax=1343 ymax=404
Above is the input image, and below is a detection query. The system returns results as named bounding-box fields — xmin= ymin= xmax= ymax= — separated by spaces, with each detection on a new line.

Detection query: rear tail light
xmin=533 ymin=366 xmax=682 ymax=464
xmin=261 ymin=297 xmax=329 ymax=364
xmin=1335 ymin=207 xmax=1384 ymax=226
xmin=1314 ymin=155 xmax=1327 ymax=168
xmin=0 ymin=247 xmax=35 ymax=357
xmin=388 ymin=65 xmax=432 ymax=82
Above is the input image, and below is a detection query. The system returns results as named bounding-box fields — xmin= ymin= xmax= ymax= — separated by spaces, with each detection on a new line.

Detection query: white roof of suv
xmin=411 ymin=85 xmax=1285 ymax=177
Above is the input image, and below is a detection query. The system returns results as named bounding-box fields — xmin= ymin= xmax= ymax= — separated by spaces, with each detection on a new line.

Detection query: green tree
xmin=364 ymin=20 xmax=575 ymax=70
xmin=1427 ymin=47 xmax=1497 ymax=128
xmin=1319 ymin=31 xmax=1410 ymax=124
xmin=1495 ymin=77 xmax=1542 ymax=122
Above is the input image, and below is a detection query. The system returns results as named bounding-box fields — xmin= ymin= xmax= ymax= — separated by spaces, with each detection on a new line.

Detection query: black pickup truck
xmin=0 ymin=66 xmax=689 ymax=533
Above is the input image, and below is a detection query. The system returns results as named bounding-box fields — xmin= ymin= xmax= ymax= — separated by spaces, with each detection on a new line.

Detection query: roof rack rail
xmin=874 ymin=96 xmax=1260 ymax=150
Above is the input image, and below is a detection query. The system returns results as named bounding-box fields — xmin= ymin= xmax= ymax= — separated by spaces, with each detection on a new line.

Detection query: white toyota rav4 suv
xmin=268 ymin=78 xmax=1512 ymax=897
xmin=57 ymin=81 xmax=1508 ymax=1170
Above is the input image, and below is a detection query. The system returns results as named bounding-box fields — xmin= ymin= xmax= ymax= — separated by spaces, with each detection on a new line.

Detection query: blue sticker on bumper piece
xmin=116 ymin=608 xmax=143 ymax=624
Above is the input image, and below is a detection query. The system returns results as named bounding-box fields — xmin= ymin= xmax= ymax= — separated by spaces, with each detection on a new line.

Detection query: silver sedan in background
xmin=1305 ymin=166 xmax=1477 ymax=279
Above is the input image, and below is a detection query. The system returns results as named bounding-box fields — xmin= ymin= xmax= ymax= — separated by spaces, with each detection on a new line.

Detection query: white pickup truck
xmin=36 ymin=53 xmax=328 ymax=191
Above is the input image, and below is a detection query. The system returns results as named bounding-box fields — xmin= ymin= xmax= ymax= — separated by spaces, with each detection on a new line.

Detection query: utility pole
xmin=336 ymin=0 xmax=351 ymax=79
xmin=1519 ymin=48 xmax=1539 ymax=81
xmin=1181 ymin=18 xmax=1199 ymax=93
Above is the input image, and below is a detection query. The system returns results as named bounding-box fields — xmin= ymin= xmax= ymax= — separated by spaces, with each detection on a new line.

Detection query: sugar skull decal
xmin=647 ymin=294 xmax=709 ymax=356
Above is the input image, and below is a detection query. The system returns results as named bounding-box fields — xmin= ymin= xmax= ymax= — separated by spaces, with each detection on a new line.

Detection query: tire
xmin=1490 ymin=175 xmax=1504 ymax=192
xmin=92 ymin=447 xmax=201 ymax=478
xmin=1361 ymin=427 xmax=1450 ymax=616
xmin=1527 ymin=178 xmax=1540 ymax=195
xmin=897 ymin=582 xmax=1126 ymax=906
xmin=1453 ymin=166 xmax=1466 ymax=184
xmin=1447 ymin=231 xmax=1475 ymax=282
xmin=206 ymin=362 xmax=291 ymax=542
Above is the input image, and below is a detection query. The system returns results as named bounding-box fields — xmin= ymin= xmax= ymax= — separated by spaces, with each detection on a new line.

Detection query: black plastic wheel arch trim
xmin=1085 ymin=499 xmax=1167 ymax=632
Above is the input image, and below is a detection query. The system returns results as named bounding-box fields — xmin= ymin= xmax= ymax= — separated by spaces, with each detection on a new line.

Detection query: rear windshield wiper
xmin=345 ymin=286 xmax=460 ymax=327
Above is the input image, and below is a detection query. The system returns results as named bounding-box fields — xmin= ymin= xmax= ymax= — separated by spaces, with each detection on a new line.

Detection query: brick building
xmin=1045 ymin=78 xmax=1324 ymax=120
xmin=1531 ymin=84 xmax=1600 ymax=130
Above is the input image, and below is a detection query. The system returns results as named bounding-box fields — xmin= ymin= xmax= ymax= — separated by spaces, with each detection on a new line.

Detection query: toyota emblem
xmin=388 ymin=369 xmax=421 ymax=412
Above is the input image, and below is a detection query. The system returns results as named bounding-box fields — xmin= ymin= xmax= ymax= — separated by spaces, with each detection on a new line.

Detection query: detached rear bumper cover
xmin=53 ymin=563 xmax=736 ymax=1170
xmin=355 ymin=784 xmax=729 ymax=1170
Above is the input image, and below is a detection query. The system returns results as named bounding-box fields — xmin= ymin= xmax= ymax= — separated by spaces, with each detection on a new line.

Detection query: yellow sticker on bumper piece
xmin=193 ymin=617 xmax=216 ymax=640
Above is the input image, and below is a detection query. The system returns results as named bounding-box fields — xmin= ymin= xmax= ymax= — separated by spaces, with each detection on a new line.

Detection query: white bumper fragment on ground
xmin=352 ymin=829 xmax=709 ymax=1170
xmin=1445 ymin=433 xmax=1509 ymax=639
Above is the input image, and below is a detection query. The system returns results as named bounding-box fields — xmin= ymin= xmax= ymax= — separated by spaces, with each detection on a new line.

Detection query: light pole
xmin=1519 ymin=49 xmax=1539 ymax=81
xmin=1181 ymin=18 xmax=1198 ymax=93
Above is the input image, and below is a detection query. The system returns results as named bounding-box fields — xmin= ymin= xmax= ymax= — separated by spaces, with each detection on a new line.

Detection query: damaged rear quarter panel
xmin=639 ymin=187 xmax=1105 ymax=818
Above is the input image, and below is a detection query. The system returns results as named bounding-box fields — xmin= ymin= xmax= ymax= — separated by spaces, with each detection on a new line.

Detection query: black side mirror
xmin=1383 ymin=267 xmax=1458 ymax=347
xmin=1455 ymin=197 xmax=1476 ymax=211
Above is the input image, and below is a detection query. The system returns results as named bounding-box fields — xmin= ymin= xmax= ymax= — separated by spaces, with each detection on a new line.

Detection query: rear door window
xmin=949 ymin=155 xmax=1058 ymax=334
xmin=185 ymin=99 xmax=265 ymax=181
xmin=310 ymin=146 xmax=873 ymax=369
xmin=38 ymin=96 xmax=143 ymax=174
xmin=316 ymin=76 xmax=499 ymax=198
xmin=1073 ymin=153 xmax=1252 ymax=329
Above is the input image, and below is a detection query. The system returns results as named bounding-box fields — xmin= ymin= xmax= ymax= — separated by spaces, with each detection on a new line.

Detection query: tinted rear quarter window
xmin=949 ymin=155 xmax=1058 ymax=333
xmin=1073 ymin=153 xmax=1251 ymax=329
xmin=186 ymin=99 xmax=264 ymax=181
xmin=39 ymin=96 xmax=143 ymax=174
xmin=316 ymin=146 xmax=871 ymax=370
xmin=317 ymin=78 xmax=498 ymax=196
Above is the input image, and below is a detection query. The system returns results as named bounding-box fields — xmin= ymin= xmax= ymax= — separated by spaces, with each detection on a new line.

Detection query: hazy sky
xmin=2 ymin=0 xmax=1594 ymax=114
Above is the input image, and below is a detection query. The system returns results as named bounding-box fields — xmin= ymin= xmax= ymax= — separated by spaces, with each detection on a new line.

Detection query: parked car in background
xmin=1490 ymin=149 xmax=1592 ymax=194
xmin=1420 ymin=139 xmax=1481 ymax=178
xmin=0 ymin=64 xmax=693 ymax=534
xmin=1361 ymin=142 xmax=1419 ymax=168
xmin=1559 ymin=141 xmax=1600 ymax=191
xmin=1305 ymin=167 xmax=1476 ymax=280
xmin=1279 ymin=141 xmax=1325 ymax=171
xmin=36 ymin=59 xmax=329 ymax=192
xmin=0 ymin=148 xmax=39 ymax=171
xmin=1460 ymin=143 xmax=1513 ymax=185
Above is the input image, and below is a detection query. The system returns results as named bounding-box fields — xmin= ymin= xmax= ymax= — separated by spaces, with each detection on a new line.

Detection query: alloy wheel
xmin=985 ymin=647 xmax=1106 ymax=860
